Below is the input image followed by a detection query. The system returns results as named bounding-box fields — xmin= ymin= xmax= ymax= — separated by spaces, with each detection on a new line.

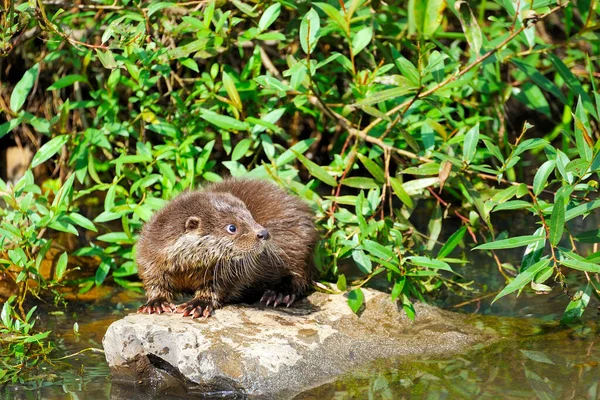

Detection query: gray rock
xmin=103 ymin=288 xmax=498 ymax=399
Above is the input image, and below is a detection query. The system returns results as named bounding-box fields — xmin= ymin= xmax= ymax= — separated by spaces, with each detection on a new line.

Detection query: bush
xmin=1 ymin=0 xmax=599 ymax=381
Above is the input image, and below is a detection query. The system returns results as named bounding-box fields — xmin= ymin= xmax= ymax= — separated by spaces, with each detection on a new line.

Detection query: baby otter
xmin=136 ymin=178 xmax=317 ymax=318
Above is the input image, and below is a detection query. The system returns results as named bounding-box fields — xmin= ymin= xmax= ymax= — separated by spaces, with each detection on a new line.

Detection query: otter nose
xmin=257 ymin=229 xmax=270 ymax=240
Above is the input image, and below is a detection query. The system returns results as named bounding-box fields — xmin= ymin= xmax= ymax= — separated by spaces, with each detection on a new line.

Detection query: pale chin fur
xmin=165 ymin=231 xmax=267 ymax=269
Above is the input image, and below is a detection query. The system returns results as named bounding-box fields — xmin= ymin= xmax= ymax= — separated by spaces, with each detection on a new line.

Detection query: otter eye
xmin=226 ymin=224 xmax=237 ymax=234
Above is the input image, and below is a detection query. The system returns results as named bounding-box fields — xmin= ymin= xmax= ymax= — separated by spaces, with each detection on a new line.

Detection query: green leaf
xmin=313 ymin=3 xmax=347 ymax=33
xmin=254 ymin=75 xmax=291 ymax=92
xmin=511 ymin=59 xmax=567 ymax=103
xmin=565 ymin=199 xmax=600 ymax=222
xmin=1 ymin=299 xmax=12 ymax=329
xmin=347 ymin=288 xmax=364 ymax=313
xmin=10 ymin=63 xmax=39 ymax=112
xmin=549 ymin=191 xmax=566 ymax=246
xmin=513 ymin=83 xmax=550 ymax=116
xmin=363 ymin=239 xmax=396 ymax=261
xmin=389 ymin=177 xmax=414 ymax=209
xmin=437 ymin=226 xmax=467 ymax=259
xmin=352 ymin=249 xmax=372 ymax=273
xmin=561 ymin=284 xmax=591 ymax=324
xmin=492 ymin=258 xmax=550 ymax=304
xmin=96 ymin=49 xmax=118 ymax=69
xmin=548 ymin=53 xmax=597 ymax=118
xmin=391 ymin=278 xmax=406 ymax=302
xmin=351 ymin=27 xmax=373 ymax=55
xmin=426 ymin=204 xmax=442 ymax=251
xmin=49 ymin=219 xmax=78 ymax=235
xmin=291 ymin=150 xmax=337 ymax=186
xmin=407 ymin=256 xmax=453 ymax=272
xmin=53 ymin=173 xmax=75 ymax=209
xmin=300 ymin=8 xmax=320 ymax=55
xmin=561 ymin=258 xmax=600 ymax=274
xmin=454 ymin=1 xmax=482 ymax=55
xmin=95 ymin=261 xmax=111 ymax=286
xmin=462 ymin=124 xmax=479 ymax=164
xmin=403 ymin=177 xmax=439 ymax=195
xmin=0 ymin=119 xmax=21 ymax=140
xmin=31 ymin=135 xmax=69 ymax=168
xmin=574 ymin=97 xmax=593 ymax=162
xmin=180 ymin=58 xmax=199 ymax=72
xmin=533 ymin=160 xmax=555 ymax=196
xmin=104 ymin=184 xmax=116 ymax=211
xmin=340 ymin=177 xmax=379 ymax=189
xmin=275 ymin=138 xmax=315 ymax=167
xmin=336 ymin=274 xmax=347 ymax=291
xmin=222 ymin=71 xmax=242 ymax=111
xmin=47 ymin=74 xmax=87 ymax=91
xmin=69 ymin=212 xmax=97 ymax=232
xmin=147 ymin=1 xmax=174 ymax=16
xmin=354 ymin=86 xmax=417 ymax=107
xmin=574 ymin=229 xmax=600 ymax=243
xmin=493 ymin=200 xmax=532 ymax=211
xmin=55 ymin=252 xmax=68 ymax=281
xmin=403 ymin=162 xmax=440 ymax=176
xmin=409 ymin=0 xmax=446 ymax=36
xmin=395 ymin=55 xmax=420 ymax=86
xmin=231 ymin=138 xmax=252 ymax=161
xmin=491 ymin=185 xmax=519 ymax=204
xmin=110 ymin=154 xmax=151 ymax=165
xmin=199 ymin=109 xmax=248 ymax=131
xmin=356 ymin=154 xmax=385 ymax=183
xmin=258 ymin=3 xmax=281 ymax=31
xmin=231 ymin=0 xmax=258 ymax=16
xmin=474 ymin=235 xmax=545 ymax=250
xmin=96 ymin=232 xmax=134 ymax=244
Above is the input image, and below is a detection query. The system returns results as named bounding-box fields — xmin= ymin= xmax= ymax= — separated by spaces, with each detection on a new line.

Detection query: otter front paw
xmin=260 ymin=290 xmax=296 ymax=307
xmin=175 ymin=299 xmax=214 ymax=319
xmin=138 ymin=298 xmax=175 ymax=315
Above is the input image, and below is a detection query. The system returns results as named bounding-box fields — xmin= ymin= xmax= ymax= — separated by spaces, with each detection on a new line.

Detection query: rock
xmin=103 ymin=288 xmax=498 ymax=399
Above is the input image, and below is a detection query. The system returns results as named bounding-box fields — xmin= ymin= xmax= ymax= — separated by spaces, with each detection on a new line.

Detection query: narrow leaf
xmin=462 ymin=124 xmax=479 ymax=164
xmin=533 ymin=160 xmax=555 ymax=196
xmin=437 ymin=226 xmax=467 ymax=259
xmin=55 ymin=252 xmax=68 ymax=280
xmin=300 ymin=9 xmax=320 ymax=55
xmin=474 ymin=235 xmax=545 ymax=250
xmin=549 ymin=191 xmax=566 ymax=246
xmin=291 ymin=150 xmax=337 ymax=186
xmin=10 ymin=63 xmax=39 ymax=112
xmin=389 ymin=177 xmax=414 ymax=208
xmin=31 ymin=135 xmax=69 ymax=168
xmin=492 ymin=258 xmax=550 ymax=304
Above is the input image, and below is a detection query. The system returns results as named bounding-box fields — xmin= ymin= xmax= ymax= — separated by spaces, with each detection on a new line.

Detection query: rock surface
xmin=104 ymin=288 xmax=498 ymax=399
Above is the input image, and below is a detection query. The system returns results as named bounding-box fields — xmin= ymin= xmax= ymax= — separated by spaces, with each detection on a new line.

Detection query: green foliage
xmin=0 ymin=297 xmax=53 ymax=384
xmin=1 ymin=0 xmax=600 ymax=382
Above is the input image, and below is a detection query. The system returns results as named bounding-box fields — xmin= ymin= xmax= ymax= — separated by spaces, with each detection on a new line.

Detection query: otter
xmin=136 ymin=178 xmax=317 ymax=318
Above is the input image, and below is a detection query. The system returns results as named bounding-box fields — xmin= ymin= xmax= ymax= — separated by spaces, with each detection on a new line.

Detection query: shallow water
xmin=3 ymin=212 xmax=600 ymax=399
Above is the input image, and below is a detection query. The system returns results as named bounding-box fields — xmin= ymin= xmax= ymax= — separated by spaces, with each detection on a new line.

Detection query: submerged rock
xmin=103 ymin=288 xmax=497 ymax=399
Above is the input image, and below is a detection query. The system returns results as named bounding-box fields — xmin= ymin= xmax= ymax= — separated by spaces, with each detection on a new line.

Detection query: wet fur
xmin=136 ymin=178 xmax=317 ymax=315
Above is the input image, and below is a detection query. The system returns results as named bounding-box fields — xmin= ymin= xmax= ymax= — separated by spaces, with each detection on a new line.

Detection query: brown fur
xmin=136 ymin=178 xmax=317 ymax=317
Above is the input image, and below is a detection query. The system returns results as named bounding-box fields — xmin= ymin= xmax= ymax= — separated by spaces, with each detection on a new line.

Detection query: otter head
xmin=184 ymin=193 xmax=270 ymax=260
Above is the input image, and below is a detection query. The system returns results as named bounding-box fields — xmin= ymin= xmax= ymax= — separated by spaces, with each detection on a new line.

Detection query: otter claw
xmin=260 ymin=290 xmax=297 ymax=308
xmin=175 ymin=299 xmax=214 ymax=319
xmin=273 ymin=293 xmax=284 ymax=307
xmin=137 ymin=299 xmax=175 ymax=315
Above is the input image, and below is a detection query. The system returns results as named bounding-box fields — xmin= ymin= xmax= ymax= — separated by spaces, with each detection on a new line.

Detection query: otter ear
xmin=185 ymin=216 xmax=200 ymax=232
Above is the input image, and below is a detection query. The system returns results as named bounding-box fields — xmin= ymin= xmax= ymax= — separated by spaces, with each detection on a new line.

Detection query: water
xmin=3 ymin=212 xmax=600 ymax=399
